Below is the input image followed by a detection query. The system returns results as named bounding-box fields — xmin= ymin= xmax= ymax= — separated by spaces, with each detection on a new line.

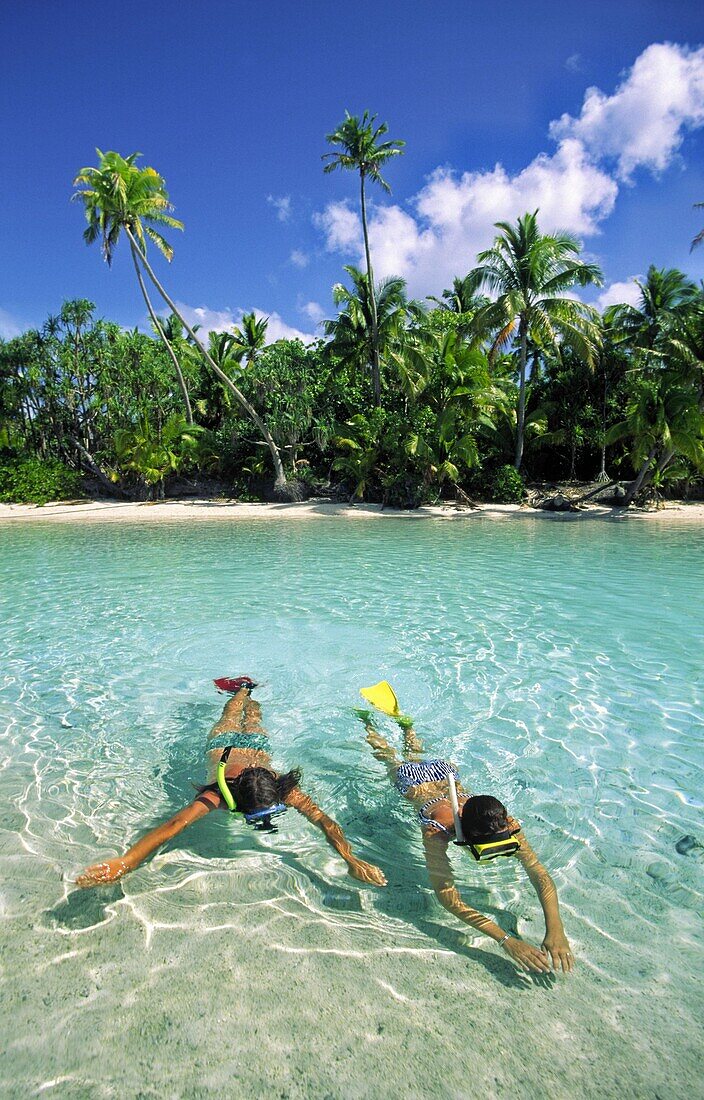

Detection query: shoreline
xmin=1 ymin=496 xmax=703 ymax=524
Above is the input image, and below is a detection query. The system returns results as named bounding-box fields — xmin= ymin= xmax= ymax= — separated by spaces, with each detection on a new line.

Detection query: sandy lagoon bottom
xmin=0 ymin=516 xmax=702 ymax=1098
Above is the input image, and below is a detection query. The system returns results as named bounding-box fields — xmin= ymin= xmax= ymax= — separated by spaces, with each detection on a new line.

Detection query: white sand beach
xmin=1 ymin=497 xmax=703 ymax=524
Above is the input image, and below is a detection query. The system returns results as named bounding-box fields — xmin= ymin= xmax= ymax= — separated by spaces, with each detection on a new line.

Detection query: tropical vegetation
xmin=1 ymin=125 xmax=702 ymax=509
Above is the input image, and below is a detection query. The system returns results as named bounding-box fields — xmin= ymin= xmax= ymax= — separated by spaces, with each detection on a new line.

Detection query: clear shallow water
xmin=1 ymin=515 xmax=703 ymax=1099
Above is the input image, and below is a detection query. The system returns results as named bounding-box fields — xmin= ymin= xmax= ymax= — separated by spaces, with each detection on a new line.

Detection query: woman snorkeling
xmin=358 ymin=681 xmax=574 ymax=974
xmin=77 ymin=677 xmax=386 ymax=888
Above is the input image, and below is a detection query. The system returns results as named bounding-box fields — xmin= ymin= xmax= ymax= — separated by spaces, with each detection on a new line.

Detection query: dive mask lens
xmin=243 ymin=803 xmax=288 ymax=831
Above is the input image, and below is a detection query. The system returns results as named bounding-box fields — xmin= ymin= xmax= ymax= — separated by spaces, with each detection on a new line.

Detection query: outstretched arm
xmin=515 ymin=832 xmax=574 ymax=972
xmin=76 ymin=792 xmax=219 ymax=886
xmin=285 ymin=788 xmax=386 ymax=886
xmin=423 ymin=833 xmax=552 ymax=974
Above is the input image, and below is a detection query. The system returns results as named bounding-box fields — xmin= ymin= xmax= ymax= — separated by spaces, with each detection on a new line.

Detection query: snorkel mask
xmin=217 ymin=748 xmax=288 ymax=832
xmin=447 ymin=773 xmax=520 ymax=862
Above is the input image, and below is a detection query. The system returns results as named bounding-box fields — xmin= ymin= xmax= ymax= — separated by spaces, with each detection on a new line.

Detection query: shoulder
xmin=192 ymin=789 xmax=222 ymax=814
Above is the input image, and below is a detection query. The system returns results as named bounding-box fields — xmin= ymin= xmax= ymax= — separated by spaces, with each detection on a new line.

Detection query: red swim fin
xmin=213 ymin=676 xmax=258 ymax=694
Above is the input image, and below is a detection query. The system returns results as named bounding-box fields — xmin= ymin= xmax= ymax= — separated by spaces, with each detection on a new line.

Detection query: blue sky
xmin=1 ymin=0 xmax=703 ymax=342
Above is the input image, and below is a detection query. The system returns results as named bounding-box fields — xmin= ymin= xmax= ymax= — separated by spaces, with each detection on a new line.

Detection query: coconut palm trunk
xmin=623 ymin=446 xmax=658 ymax=506
xmin=360 ymin=171 xmax=381 ymax=405
xmin=125 ymin=228 xmax=287 ymax=490
xmin=129 ymin=242 xmax=193 ymax=425
xmin=596 ymin=367 xmax=609 ymax=481
xmin=515 ymin=319 xmax=528 ymax=470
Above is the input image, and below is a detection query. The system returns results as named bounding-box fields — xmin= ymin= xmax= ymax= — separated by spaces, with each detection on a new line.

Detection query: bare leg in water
xmin=359 ymin=710 xmax=426 ymax=787
xmin=205 ymin=689 xmax=270 ymax=782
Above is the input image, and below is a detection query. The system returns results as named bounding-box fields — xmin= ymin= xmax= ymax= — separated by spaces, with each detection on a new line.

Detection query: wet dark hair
xmin=199 ymin=766 xmax=302 ymax=812
xmin=461 ymin=795 xmax=509 ymax=838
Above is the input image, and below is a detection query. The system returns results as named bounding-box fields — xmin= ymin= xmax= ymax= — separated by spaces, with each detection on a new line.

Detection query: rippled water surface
xmin=1 ymin=516 xmax=702 ymax=1099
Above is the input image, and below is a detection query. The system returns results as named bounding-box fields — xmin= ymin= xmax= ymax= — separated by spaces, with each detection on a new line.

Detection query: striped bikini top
xmin=418 ymin=793 xmax=466 ymax=835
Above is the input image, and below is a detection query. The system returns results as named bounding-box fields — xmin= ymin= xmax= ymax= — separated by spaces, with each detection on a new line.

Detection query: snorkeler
xmin=358 ymin=682 xmax=574 ymax=974
xmin=77 ymin=678 xmax=386 ymax=888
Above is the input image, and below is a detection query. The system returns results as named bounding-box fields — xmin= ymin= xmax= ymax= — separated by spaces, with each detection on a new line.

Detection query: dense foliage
xmin=2 ymin=259 xmax=702 ymax=507
xmin=1 ymin=135 xmax=702 ymax=507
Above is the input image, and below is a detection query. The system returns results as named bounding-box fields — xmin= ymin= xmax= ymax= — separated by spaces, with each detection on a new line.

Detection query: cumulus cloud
xmin=317 ymin=139 xmax=617 ymax=295
xmin=596 ymin=276 xmax=643 ymax=311
xmin=267 ymin=194 xmax=292 ymax=222
xmin=300 ymin=300 xmax=325 ymax=325
xmin=550 ymin=42 xmax=704 ymax=180
xmin=313 ymin=201 xmax=362 ymax=253
xmin=313 ymin=42 xmax=704 ymax=297
xmin=172 ymin=302 xmax=315 ymax=345
xmin=0 ymin=307 xmax=25 ymax=339
xmin=290 ymin=249 xmax=310 ymax=268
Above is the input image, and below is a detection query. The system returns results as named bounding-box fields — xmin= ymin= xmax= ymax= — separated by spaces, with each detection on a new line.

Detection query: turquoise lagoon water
xmin=0 ymin=514 xmax=702 ymax=1099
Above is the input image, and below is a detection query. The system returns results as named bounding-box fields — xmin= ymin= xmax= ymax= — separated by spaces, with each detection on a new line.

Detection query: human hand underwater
xmin=346 ymin=858 xmax=387 ymax=886
xmin=76 ymin=858 xmax=129 ymax=887
xmin=541 ymin=931 xmax=575 ymax=973
xmin=501 ymin=936 xmax=552 ymax=974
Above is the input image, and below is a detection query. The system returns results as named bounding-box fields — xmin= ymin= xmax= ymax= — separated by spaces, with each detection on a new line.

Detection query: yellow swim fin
xmin=360 ymin=681 xmax=401 ymax=717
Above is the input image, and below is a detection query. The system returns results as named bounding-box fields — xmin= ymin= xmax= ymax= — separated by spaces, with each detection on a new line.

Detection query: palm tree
xmin=473 ymin=211 xmax=603 ymax=470
xmin=605 ymin=266 xmax=701 ymax=504
xmin=72 ymin=150 xmax=288 ymax=491
xmin=323 ymin=112 xmax=405 ymax=405
xmin=230 ymin=311 xmax=269 ymax=370
xmin=605 ymin=266 xmax=699 ymax=349
xmin=323 ymin=266 xmax=413 ymax=388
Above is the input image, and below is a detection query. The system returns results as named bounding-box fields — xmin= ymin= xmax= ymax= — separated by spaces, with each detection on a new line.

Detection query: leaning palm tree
xmin=323 ymin=112 xmax=404 ymax=405
xmin=473 ymin=211 xmax=603 ymax=469
xmin=73 ymin=150 xmax=288 ymax=491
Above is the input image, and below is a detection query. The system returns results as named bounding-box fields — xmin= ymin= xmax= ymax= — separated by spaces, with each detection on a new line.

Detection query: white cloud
xmin=301 ymin=300 xmax=325 ymax=325
xmin=0 ymin=307 xmax=25 ymax=339
xmin=290 ymin=249 xmax=310 ymax=268
xmin=172 ymin=302 xmax=315 ymax=345
xmin=596 ymin=276 xmax=643 ymax=311
xmin=550 ymin=43 xmax=704 ymax=180
xmin=267 ymin=194 xmax=292 ymax=222
xmin=313 ymin=201 xmax=362 ymax=253
xmin=317 ymin=139 xmax=617 ymax=295
xmin=313 ymin=43 xmax=704 ymax=298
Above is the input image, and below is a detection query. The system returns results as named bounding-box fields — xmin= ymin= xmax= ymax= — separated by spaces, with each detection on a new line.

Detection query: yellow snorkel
xmin=216 ymin=746 xmax=288 ymax=830
xmin=217 ymin=747 xmax=238 ymax=812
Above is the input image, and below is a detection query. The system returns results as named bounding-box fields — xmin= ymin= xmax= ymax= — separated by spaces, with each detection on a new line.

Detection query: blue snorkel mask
xmin=217 ymin=747 xmax=288 ymax=832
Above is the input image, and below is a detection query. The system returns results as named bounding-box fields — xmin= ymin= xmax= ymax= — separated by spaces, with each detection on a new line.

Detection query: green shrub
xmin=0 ymin=457 xmax=83 ymax=504
xmin=490 ymin=464 xmax=525 ymax=503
